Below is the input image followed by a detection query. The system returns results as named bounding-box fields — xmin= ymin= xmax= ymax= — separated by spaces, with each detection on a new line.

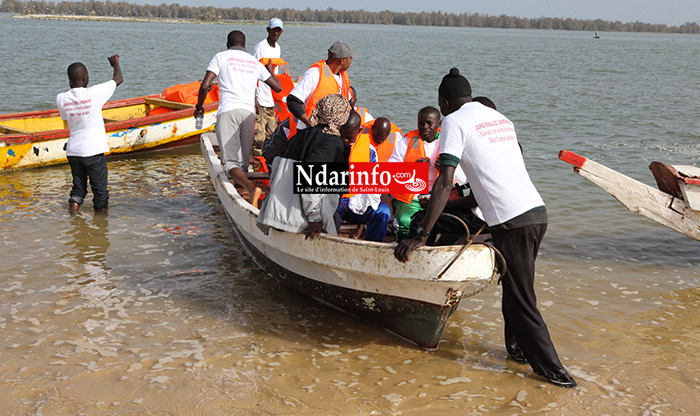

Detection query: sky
xmin=136 ymin=0 xmax=700 ymax=27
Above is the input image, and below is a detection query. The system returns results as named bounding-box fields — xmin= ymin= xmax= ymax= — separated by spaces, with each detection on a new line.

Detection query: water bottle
xmin=195 ymin=114 xmax=203 ymax=130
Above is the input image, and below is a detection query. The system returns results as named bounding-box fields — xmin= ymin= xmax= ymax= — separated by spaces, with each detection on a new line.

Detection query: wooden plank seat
xmin=338 ymin=222 xmax=366 ymax=239
xmin=103 ymin=117 xmax=121 ymax=123
xmin=0 ymin=124 xmax=33 ymax=135
xmin=143 ymin=98 xmax=195 ymax=110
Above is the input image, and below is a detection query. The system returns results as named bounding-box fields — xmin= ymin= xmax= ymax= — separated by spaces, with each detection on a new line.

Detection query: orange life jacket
xmin=392 ymin=130 xmax=426 ymax=204
xmin=288 ymin=60 xmax=351 ymax=139
xmin=358 ymin=120 xmax=401 ymax=163
xmin=341 ymin=132 xmax=372 ymax=199
xmin=355 ymin=106 xmax=371 ymax=124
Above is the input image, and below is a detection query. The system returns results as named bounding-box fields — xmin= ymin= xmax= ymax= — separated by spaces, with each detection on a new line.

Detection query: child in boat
xmin=56 ymin=55 xmax=122 ymax=212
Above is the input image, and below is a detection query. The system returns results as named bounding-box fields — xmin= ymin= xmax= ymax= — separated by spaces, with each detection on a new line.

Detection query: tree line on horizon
xmin=2 ymin=0 xmax=699 ymax=34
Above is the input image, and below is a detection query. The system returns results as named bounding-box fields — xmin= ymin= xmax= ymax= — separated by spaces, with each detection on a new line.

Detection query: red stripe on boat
xmin=558 ymin=150 xmax=586 ymax=168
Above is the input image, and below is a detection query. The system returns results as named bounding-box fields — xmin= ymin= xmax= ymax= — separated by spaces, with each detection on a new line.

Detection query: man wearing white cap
xmin=253 ymin=18 xmax=284 ymax=154
xmin=286 ymin=41 xmax=354 ymax=138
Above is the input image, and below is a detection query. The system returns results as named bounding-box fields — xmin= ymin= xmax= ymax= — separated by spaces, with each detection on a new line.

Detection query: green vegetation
xmin=2 ymin=0 xmax=698 ymax=34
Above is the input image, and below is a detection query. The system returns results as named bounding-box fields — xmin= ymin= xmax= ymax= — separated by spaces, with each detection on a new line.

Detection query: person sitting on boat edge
xmin=286 ymin=41 xmax=354 ymax=139
xmin=57 ymin=55 xmax=123 ymax=213
xmin=195 ymin=30 xmax=281 ymax=205
xmin=257 ymin=94 xmax=353 ymax=240
xmin=394 ymin=68 xmax=577 ymax=388
xmin=253 ymin=17 xmax=284 ymax=155
xmin=337 ymin=117 xmax=391 ymax=243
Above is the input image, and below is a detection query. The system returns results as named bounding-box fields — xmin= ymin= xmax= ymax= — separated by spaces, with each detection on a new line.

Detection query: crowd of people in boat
xmin=57 ymin=17 xmax=577 ymax=388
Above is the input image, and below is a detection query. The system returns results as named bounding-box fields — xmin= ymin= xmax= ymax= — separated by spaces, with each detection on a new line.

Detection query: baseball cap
xmin=328 ymin=41 xmax=354 ymax=59
xmin=268 ymin=18 xmax=283 ymax=30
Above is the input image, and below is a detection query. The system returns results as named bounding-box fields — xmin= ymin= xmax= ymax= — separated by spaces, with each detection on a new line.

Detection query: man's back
xmin=56 ymin=80 xmax=116 ymax=157
xmin=440 ymin=102 xmax=543 ymax=226
xmin=207 ymin=48 xmax=268 ymax=114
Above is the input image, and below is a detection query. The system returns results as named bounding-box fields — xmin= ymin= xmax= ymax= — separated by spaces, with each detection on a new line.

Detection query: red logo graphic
xmin=348 ymin=163 xmax=429 ymax=194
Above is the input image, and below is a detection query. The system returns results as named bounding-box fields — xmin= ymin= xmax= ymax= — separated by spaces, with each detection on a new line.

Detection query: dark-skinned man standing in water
xmin=57 ymin=55 xmax=123 ymax=213
xmin=395 ymin=68 xmax=577 ymax=389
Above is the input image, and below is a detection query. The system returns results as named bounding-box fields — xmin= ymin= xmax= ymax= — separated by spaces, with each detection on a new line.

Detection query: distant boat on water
xmin=594 ymin=31 xmax=600 ymax=39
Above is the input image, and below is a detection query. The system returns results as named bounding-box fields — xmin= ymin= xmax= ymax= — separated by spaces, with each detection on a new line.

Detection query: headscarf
xmin=308 ymin=94 xmax=351 ymax=136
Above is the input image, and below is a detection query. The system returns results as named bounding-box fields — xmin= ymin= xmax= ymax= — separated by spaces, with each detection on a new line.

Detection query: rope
xmin=432 ymin=213 xmax=507 ymax=299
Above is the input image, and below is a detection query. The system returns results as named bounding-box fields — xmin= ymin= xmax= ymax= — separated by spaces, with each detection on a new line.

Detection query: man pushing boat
xmin=394 ymin=68 xmax=577 ymax=388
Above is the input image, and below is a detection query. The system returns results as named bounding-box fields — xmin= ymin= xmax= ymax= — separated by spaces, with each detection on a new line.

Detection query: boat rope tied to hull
xmin=433 ymin=215 xmax=507 ymax=299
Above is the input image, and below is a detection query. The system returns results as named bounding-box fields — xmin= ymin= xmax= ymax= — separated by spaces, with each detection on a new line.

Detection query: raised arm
xmin=108 ymin=55 xmax=123 ymax=86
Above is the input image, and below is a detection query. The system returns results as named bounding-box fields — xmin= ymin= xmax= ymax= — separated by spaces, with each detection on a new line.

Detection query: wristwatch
xmin=416 ymin=225 xmax=430 ymax=238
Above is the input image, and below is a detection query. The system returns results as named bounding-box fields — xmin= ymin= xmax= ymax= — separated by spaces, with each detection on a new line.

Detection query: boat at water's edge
xmin=559 ymin=149 xmax=700 ymax=242
xmin=200 ymin=133 xmax=501 ymax=349
xmin=1 ymin=93 xmax=218 ymax=171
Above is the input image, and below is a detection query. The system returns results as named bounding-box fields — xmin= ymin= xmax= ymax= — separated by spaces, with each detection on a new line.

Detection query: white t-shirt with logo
xmin=206 ymin=48 xmax=271 ymax=114
xmin=56 ymin=80 xmax=116 ymax=157
xmin=439 ymin=102 xmax=544 ymax=226
xmin=253 ymin=39 xmax=281 ymax=108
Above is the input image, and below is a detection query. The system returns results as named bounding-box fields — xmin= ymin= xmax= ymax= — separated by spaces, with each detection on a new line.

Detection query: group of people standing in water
xmin=58 ymin=17 xmax=577 ymax=388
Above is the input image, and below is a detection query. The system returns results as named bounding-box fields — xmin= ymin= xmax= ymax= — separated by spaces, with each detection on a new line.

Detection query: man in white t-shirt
xmin=253 ymin=18 xmax=283 ymax=154
xmin=195 ymin=30 xmax=281 ymax=205
xmin=56 ymin=55 xmax=123 ymax=213
xmin=395 ymin=68 xmax=576 ymax=389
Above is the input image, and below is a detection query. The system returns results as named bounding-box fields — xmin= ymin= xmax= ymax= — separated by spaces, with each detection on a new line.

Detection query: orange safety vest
xmin=392 ymin=130 xmax=426 ymax=204
xmin=341 ymin=132 xmax=372 ymax=199
xmin=288 ymin=60 xmax=351 ymax=139
xmin=258 ymin=58 xmax=294 ymax=122
xmin=355 ymin=106 xmax=371 ymax=125
xmin=358 ymin=120 xmax=401 ymax=163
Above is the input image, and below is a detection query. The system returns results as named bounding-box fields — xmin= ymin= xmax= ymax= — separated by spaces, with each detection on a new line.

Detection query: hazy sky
xmin=138 ymin=0 xmax=700 ymax=26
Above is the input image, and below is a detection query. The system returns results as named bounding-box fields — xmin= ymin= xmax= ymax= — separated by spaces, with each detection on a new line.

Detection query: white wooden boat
xmin=559 ymin=150 xmax=700 ymax=242
xmin=201 ymin=133 xmax=502 ymax=349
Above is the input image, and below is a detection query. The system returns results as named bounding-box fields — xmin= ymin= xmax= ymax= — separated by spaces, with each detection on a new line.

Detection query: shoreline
xmin=11 ymin=13 xmax=327 ymax=26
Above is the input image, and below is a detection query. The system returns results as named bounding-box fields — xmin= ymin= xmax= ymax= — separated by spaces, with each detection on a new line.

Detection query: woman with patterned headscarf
xmin=257 ymin=94 xmax=353 ymax=239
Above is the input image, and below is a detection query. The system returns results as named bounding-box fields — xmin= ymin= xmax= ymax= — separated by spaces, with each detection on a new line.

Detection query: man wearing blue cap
xmin=253 ymin=18 xmax=284 ymax=154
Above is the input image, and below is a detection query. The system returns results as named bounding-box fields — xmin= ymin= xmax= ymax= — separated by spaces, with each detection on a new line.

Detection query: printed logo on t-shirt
xmin=475 ymin=118 xmax=515 ymax=143
xmin=62 ymin=98 xmax=93 ymax=117
xmin=226 ymin=57 xmax=258 ymax=75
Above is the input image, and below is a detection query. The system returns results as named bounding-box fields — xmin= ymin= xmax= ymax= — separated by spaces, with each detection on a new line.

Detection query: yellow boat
xmin=0 ymin=84 xmax=218 ymax=172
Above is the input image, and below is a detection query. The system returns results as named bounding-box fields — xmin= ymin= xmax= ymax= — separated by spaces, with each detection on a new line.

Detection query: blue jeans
xmin=67 ymin=154 xmax=109 ymax=210
xmin=337 ymin=198 xmax=391 ymax=242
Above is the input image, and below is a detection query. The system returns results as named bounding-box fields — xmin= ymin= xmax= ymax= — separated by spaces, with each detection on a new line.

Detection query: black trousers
xmin=491 ymin=222 xmax=569 ymax=379
xmin=67 ymin=154 xmax=109 ymax=210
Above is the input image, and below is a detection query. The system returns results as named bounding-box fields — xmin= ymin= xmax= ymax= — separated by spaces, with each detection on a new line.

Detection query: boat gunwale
xmin=0 ymin=95 xmax=218 ymax=145
xmin=201 ymin=133 xmax=497 ymax=285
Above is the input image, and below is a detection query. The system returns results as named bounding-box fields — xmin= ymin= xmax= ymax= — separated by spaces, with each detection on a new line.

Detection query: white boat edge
xmin=559 ymin=150 xmax=700 ymax=242
xmin=200 ymin=133 xmax=501 ymax=349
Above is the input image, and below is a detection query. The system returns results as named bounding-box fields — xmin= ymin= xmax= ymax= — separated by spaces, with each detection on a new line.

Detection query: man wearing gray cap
xmin=286 ymin=41 xmax=354 ymax=138
xmin=253 ymin=18 xmax=284 ymax=154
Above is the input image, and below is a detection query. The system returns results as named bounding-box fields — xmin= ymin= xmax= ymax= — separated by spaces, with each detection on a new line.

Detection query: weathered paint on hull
xmin=228 ymin=213 xmax=459 ymax=349
xmin=1 ymin=98 xmax=217 ymax=171
xmin=201 ymin=134 xmax=498 ymax=349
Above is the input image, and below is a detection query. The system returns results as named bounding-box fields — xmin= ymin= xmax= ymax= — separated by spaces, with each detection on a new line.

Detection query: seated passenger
xmin=349 ymin=86 xmax=373 ymax=125
xmin=337 ymin=114 xmax=391 ymax=243
xmin=389 ymin=106 xmax=484 ymax=242
xmin=257 ymin=94 xmax=352 ymax=240
xmin=358 ymin=117 xmax=402 ymax=163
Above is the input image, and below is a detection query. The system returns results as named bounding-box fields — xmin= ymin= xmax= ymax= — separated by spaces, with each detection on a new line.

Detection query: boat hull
xmin=202 ymin=134 xmax=498 ymax=349
xmin=1 ymin=96 xmax=217 ymax=171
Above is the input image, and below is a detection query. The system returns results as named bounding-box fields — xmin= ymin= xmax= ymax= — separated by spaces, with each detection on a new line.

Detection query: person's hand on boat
xmin=304 ymin=221 xmax=327 ymax=240
xmin=394 ymin=235 xmax=428 ymax=262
